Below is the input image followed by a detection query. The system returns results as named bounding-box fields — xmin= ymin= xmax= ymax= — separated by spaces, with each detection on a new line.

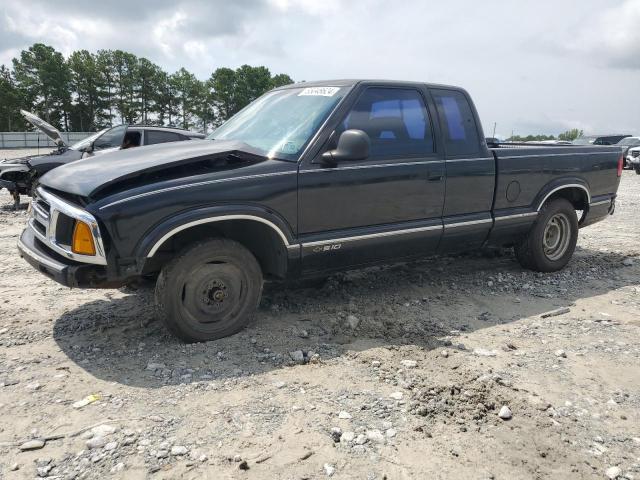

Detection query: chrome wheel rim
xmin=543 ymin=213 xmax=571 ymax=261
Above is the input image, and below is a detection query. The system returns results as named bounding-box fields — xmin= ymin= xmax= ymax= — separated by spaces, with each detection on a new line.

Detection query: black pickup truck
xmin=17 ymin=80 xmax=623 ymax=342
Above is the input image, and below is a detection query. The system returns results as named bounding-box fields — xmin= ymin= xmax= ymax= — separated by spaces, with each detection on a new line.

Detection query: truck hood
xmin=21 ymin=110 xmax=67 ymax=147
xmin=39 ymin=139 xmax=270 ymax=198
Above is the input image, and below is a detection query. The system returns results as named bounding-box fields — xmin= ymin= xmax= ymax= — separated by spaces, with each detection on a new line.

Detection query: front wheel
xmin=515 ymin=198 xmax=578 ymax=272
xmin=635 ymin=166 xmax=640 ymax=175
xmin=155 ymin=238 xmax=263 ymax=342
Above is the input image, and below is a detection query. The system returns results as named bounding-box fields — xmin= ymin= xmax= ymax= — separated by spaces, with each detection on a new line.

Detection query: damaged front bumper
xmin=17 ymin=227 xmax=120 ymax=288
xmin=18 ymin=187 xmax=131 ymax=288
xmin=0 ymin=162 xmax=30 ymax=196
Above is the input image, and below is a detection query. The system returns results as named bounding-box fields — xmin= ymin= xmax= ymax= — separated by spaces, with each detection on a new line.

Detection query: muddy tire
xmin=155 ymin=238 xmax=263 ymax=342
xmin=515 ymin=198 xmax=578 ymax=272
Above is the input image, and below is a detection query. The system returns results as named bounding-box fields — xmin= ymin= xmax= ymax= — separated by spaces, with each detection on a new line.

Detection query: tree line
xmin=0 ymin=43 xmax=294 ymax=133
xmin=506 ymin=129 xmax=584 ymax=142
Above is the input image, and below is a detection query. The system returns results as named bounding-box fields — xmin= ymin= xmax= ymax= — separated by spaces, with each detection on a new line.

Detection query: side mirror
xmin=321 ymin=129 xmax=370 ymax=166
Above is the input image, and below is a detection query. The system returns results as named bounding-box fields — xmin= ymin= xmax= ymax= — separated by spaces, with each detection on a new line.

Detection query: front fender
xmin=135 ymin=204 xmax=297 ymax=259
xmin=0 ymin=164 xmax=29 ymax=176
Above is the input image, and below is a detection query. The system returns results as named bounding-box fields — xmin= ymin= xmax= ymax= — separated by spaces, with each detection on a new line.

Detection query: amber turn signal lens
xmin=72 ymin=221 xmax=96 ymax=256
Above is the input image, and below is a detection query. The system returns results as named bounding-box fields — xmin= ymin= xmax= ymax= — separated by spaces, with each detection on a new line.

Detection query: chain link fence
xmin=0 ymin=132 xmax=93 ymax=149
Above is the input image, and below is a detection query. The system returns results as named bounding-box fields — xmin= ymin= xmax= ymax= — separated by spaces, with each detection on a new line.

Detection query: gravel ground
xmin=0 ymin=149 xmax=639 ymax=479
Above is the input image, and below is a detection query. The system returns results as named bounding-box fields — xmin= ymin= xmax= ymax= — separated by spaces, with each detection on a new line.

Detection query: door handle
xmin=427 ymin=172 xmax=443 ymax=181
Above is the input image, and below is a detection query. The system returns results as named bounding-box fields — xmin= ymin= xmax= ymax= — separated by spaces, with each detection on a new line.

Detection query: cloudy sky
xmin=2 ymin=0 xmax=640 ymax=137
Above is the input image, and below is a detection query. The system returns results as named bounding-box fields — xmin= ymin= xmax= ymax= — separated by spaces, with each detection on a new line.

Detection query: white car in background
xmin=618 ymin=136 xmax=640 ymax=169
xmin=628 ymin=145 xmax=640 ymax=174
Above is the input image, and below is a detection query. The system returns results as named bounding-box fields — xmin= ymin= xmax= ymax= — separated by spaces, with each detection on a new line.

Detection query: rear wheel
xmin=515 ymin=198 xmax=578 ymax=272
xmin=155 ymin=238 xmax=263 ymax=342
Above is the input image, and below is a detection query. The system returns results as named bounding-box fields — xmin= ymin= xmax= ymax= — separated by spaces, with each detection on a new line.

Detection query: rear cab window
xmin=341 ymin=87 xmax=434 ymax=158
xmin=145 ymin=130 xmax=185 ymax=145
xmin=430 ymin=89 xmax=480 ymax=156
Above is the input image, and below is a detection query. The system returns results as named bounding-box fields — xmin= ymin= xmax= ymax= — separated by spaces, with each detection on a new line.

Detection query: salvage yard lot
xmin=0 ymin=149 xmax=639 ymax=479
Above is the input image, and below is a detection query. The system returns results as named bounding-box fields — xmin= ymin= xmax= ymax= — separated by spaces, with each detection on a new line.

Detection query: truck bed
xmin=492 ymin=144 xmax=620 ymax=205
xmin=487 ymin=145 xmax=621 ymax=239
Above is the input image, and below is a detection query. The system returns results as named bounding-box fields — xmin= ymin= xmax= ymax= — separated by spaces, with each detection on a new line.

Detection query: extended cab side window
xmin=341 ymin=88 xmax=434 ymax=158
xmin=431 ymin=89 xmax=480 ymax=156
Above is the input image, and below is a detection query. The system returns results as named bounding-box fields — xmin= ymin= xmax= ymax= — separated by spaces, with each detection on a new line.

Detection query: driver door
xmin=298 ymin=85 xmax=445 ymax=274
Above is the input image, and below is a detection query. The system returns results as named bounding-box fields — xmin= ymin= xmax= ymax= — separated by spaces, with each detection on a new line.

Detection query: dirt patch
xmin=0 ymin=149 xmax=639 ymax=479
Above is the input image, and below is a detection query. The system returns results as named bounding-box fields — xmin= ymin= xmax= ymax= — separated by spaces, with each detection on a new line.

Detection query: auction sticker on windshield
xmin=298 ymin=87 xmax=340 ymax=97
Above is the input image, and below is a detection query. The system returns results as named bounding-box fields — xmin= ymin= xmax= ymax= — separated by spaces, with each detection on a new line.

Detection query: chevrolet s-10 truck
xmin=17 ymin=80 xmax=623 ymax=342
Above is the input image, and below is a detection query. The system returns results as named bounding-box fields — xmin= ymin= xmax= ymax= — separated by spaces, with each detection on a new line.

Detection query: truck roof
xmin=276 ymin=79 xmax=465 ymax=91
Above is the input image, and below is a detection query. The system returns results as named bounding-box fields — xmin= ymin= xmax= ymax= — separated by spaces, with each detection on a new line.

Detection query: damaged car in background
xmin=0 ymin=110 xmax=205 ymax=207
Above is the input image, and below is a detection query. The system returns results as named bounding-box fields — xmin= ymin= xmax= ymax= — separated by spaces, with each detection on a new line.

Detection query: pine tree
xmin=5 ymin=43 xmax=295 ymax=132
xmin=170 ymin=68 xmax=201 ymax=130
xmin=68 ymin=50 xmax=109 ymax=130
xmin=12 ymin=43 xmax=71 ymax=130
xmin=0 ymin=65 xmax=26 ymax=131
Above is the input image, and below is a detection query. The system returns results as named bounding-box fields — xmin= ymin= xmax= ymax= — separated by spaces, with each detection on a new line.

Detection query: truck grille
xmin=27 ymin=188 xmax=107 ymax=265
xmin=632 ymin=151 xmax=640 ymax=158
xmin=31 ymin=217 xmax=46 ymax=237
xmin=34 ymin=197 xmax=50 ymax=213
xmin=31 ymin=197 xmax=50 ymax=231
